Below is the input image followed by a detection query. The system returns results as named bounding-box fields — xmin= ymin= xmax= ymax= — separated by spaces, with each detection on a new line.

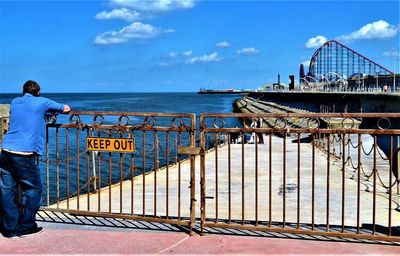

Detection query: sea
xmin=0 ymin=93 xmax=243 ymax=204
xmin=0 ymin=92 xmax=240 ymax=115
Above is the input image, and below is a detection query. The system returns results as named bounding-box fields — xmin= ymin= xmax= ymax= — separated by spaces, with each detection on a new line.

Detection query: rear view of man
xmin=0 ymin=80 xmax=70 ymax=238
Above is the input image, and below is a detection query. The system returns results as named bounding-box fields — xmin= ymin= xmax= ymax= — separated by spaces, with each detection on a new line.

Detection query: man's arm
xmin=63 ymin=105 xmax=71 ymax=114
xmin=45 ymin=98 xmax=70 ymax=115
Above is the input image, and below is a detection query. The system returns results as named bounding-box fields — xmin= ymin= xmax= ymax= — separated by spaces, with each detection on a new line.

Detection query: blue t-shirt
xmin=2 ymin=93 xmax=65 ymax=155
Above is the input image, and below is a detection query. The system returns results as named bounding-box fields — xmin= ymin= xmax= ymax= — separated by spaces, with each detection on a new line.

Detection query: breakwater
xmin=234 ymin=96 xmax=320 ymax=131
xmin=233 ymin=94 xmax=399 ymax=178
xmin=247 ymin=91 xmax=400 ymax=113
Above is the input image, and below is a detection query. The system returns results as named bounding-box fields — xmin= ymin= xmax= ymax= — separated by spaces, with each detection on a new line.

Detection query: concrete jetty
xmin=235 ymin=96 xmax=319 ymax=129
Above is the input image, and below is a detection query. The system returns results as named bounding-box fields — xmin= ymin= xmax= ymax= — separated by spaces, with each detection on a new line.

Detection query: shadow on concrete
xmin=37 ymin=210 xmax=186 ymax=233
xmin=37 ymin=210 xmax=399 ymax=247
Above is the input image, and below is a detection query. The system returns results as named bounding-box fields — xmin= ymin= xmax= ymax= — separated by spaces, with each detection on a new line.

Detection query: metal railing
xmin=42 ymin=111 xmax=400 ymax=242
xmin=199 ymin=112 xmax=400 ymax=242
xmin=42 ymin=111 xmax=197 ymax=233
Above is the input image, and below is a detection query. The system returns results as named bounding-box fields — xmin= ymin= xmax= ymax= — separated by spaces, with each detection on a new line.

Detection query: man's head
xmin=23 ymin=80 xmax=40 ymax=96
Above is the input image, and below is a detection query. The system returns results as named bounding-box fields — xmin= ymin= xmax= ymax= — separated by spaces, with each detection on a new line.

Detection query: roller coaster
xmin=305 ymin=40 xmax=396 ymax=89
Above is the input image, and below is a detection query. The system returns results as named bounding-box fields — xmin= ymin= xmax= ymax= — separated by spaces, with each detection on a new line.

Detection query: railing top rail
xmin=70 ymin=111 xmax=195 ymax=118
xmin=200 ymin=112 xmax=400 ymax=118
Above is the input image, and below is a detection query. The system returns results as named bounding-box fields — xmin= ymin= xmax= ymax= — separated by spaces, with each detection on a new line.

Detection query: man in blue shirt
xmin=0 ymin=80 xmax=70 ymax=238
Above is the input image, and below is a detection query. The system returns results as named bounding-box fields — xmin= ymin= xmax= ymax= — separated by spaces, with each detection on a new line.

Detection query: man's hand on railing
xmin=63 ymin=105 xmax=71 ymax=114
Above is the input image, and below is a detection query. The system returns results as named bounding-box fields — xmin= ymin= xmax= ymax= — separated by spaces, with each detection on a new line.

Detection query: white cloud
xmin=337 ymin=20 xmax=398 ymax=42
xmin=236 ymin=47 xmax=260 ymax=55
xmin=186 ymin=52 xmax=222 ymax=64
xmin=166 ymin=50 xmax=192 ymax=58
xmin=168 ymin=51 xmax=179 ymax=57
xmin=216 ymin=41 xmax=230 ymax=48
xmin=110 ymin=0 xmax=196 ymax=12
xmin=94 ymin=22 xmax=174 ymax=45
xmin=183 ymin=50 xmax=192 ymax=56
xmin=305 ymin=35 xmax=328 ymax=48
xmin=382 ymin=49 xmax=399 ymax=58
xmin=95 ymin=1 xmax=196 ymax=45
xmin=95 ymin=7 xmax=141 ymax=21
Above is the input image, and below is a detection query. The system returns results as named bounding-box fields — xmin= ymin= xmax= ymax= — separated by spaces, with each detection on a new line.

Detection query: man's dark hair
xmin=23 ymin=80 xmax=40 ymax=96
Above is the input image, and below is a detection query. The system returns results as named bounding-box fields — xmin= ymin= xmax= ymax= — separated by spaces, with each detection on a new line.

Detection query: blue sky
xmin=0 ymin=0 xmax=399 ymax=93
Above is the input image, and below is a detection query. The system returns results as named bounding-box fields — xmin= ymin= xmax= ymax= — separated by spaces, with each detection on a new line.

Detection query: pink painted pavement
xmin=0 ymin=223 xmax=399 ymax=255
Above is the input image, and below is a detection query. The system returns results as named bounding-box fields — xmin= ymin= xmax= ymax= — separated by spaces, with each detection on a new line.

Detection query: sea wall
xmin=246 ymin=91 xmax=400 ymax=113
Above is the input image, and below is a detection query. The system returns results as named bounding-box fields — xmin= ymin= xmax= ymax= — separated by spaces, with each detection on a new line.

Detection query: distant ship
xmin=198 ymin=88 xmax=256 ymax=94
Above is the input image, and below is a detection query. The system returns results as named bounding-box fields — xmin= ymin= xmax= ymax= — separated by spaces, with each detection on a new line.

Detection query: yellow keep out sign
xmin=86 ymin=137 xmax=134 ymax=153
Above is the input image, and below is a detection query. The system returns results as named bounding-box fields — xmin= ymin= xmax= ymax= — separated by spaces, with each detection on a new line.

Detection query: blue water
xmin=1 ymin=92 xmax=241 ymax=131
xmin=0 ymin=93 xmax=242 ymax=204
xmin=1 ymin=92 xmax=239 ymax=114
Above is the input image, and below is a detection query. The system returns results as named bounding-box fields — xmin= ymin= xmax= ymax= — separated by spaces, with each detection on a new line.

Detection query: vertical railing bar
xmin=143 ymin=131 xmax=146 ymax=217
xmin=86 ymin=129 xmax=90 ymax=212
xmin=97 ymin=152 xmax=101 ymax=212
xmin=56 ymin=127 xmax=60 ymax=209
xmin=97 ymin=130 xmax=101 ymax=213
xmin=241 ymin=133 xmax=245 ymax=225
xmin=119 ymin=133 xmax=123 ymax=215
xmin=174 ymin=134 xmax=178 ymax=166
xmin=357 ymin=134 xmax=361 ymax=234
xmin=311 ymin=133 xmax=315 ymax=230
xmin=283 ymin=135 xmax=286 ymax=229
xmin=326 ymin=134 xmax=331 ymax=232
xmin=255 ymin=133 xmax=259 ymax=226
xmin=154 ymin=131 xmax=158 ymax=218
xmin=269 ymin=133 xmax=272 ymax=227
xmin=76 ymin=128 xmax=80 ymax=211
xmin=398 ymin=135 xmax=400 ymax=196
xmin=389 ymin=136 xmax=393 ymax=236
xmin=228 ymin=133 xmax=232 ymax=224
xmin=46 ymin=126 xmax=50 ymax=206
xmin=178 ymin=131 xmax=182 ymax=221
xmin=347 ymin=132 xmax=351 ymax=165
xmin=372 ymin=135 xmax=377 ymax=235
xmin=297 ymin=133 xmax=300 ymax=230
xmin=398 ymin=135 xmax=400 ymax=197
xmin=66 ymin=128 xmax=70 ymax=209
xmin=166 ymin=131 xmax=169 ymax=218
xmin=341 ymin=134 xmax=346 ymax=233
xmin=130 ymin=131 xmax=135 ymax=216
xmin=189 ymin=114 xmax=196 ymax=234
xmin=214 ymin=132 xmax=219 ymax=222
xmin=108 ymin=131 xmax=112 ymax=214
xmin=118 ymin=132 xmax=123 ymax=214
xmin=200 ymin=116 xmax=206 ymax=235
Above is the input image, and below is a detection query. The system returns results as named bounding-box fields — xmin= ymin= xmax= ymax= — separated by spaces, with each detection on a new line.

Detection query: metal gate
xmin=42 ymin=111 xmax=400 ymax=242
xmin=199 ymin=112 xmax=400 ymax=242
xmin=42 ymin=111 xmax=197 ymax=233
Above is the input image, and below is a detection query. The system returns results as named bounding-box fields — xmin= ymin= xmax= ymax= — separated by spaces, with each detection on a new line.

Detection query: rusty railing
xmin=42 ymin=111 xmax=197 ymax=233
xmin=199 ymin=112 xmax=400 ymax=242
xmin=41 ymin=111 xmax=400 ymax=242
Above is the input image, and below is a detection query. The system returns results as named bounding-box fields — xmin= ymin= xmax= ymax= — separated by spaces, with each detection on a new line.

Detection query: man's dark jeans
xmin=0 ymin=151 xmax=42 ymax=237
